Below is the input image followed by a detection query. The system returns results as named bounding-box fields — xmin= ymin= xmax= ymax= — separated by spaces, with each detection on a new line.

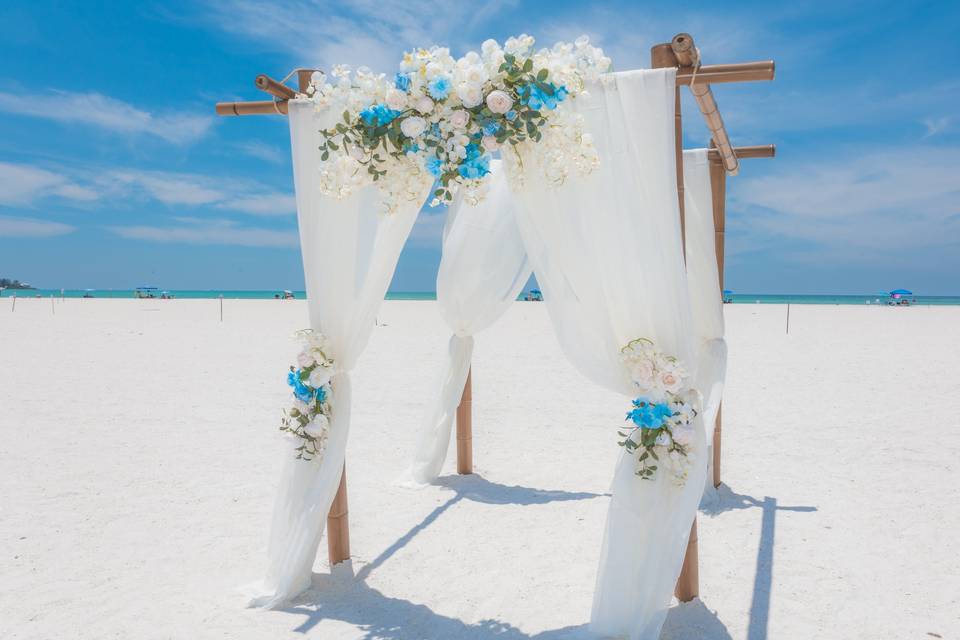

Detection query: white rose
xmin=449 ymin=109 xmax=470 ymax=129
xmin=630 ymin=360 xmax=655 ymax=386
xmin=485 ymin=90 xmax=513 ymax=114
xmin=297 ymin=351 xmax=314 ymax=368
xmin=303 ymin=414 xmax=329 ymax=439
xmin=400 ymin=116 xmax=427 ymax=138
xmin=459 ymin=83 xmax=483 ymax=108
xmin=414 ymin=96 xmax=434 ymax=114
xmin=293 ymin=400 xmax=310 ymax=415
xmin=385 ymin=88 xmax=408 ymax=110
xmin=308 ymin=366 xmax=332 ymax=388
xmin=481 ymin=135 xmax=499 ymax=151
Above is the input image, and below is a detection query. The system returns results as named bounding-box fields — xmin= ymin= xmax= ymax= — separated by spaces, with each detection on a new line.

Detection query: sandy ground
xmin=1 ymin=298 xmax=958 ymax=639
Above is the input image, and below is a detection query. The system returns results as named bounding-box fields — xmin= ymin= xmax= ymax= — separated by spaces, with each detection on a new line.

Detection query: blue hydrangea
xmin=518 ymin=82 xmax=568 ymax=111
xmin=458 ymin=148 xmax=490 ymax=180
xmin=427 ymin=75 xmax=452 ymax=100
xmin=505 ymin=110 xmax=518 ymax=121
xmin=359 ymin=103 xmax=401 ymax=127
xmin=394 ymin=72 xmax=411 ymax=92
xmin=627 ymin=397 xmax=671 ymax=429
xmin=425 ymin=156 xmax=443 ymax=177
xmin=482 ymin=121 xmax=501 ymax=136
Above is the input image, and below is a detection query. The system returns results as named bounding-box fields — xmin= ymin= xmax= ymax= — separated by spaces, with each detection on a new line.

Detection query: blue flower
xmin=505 ymin=110 xmax=517 ymax=121
xmin=627 ymin=397 xmax=668 ymax=429
xmin=315 ymin=385 xmax=328 ymax=403
xmin=482 ymin=121 xmax=501 ymax=136
xmin=359 ymin=103 xmax=401 ymax=127
xmin=287 ymin=369 xmax=298 ymax=387
xmin=425 ymin=156 xmax=443 ymax=177
xmin=429 ymin=123 xmax=441 ymax=138
xmin=394 ymin=72 xmax=411 ymax=92
xmin=458 ymin=152 xmax=490 ymax=180
xmin=427 ymin=75 xmax=452 ymax=100
xmin=518 ymin=82 xmax=568 ymax=111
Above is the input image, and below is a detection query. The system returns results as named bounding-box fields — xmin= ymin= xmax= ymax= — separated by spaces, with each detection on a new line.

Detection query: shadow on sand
xmin=700 ymin=484 xmax=818 ymax=640
xmin=273 ymin=478 xmax=814 ymax=639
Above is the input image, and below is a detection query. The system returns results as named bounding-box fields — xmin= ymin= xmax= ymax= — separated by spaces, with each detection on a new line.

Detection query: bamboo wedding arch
xmin=215 ymin=32 xmax=776 ymax=603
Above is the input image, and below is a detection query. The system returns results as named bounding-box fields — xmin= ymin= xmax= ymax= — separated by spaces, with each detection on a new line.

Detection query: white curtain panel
xmin=505 ymin=69 xmax=708 ymax=640
xmin=683 ymin=149 xmax=727 ymax=449
xmin=405 ymin=161 xmax=532 ymax=485
xmin=246 ymin=100 xmax=432 ymax=608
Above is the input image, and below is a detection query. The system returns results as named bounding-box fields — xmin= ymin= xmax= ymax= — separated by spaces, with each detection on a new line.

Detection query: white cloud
xmin=109 ymin=171 xmax=224 ymax=206
xmin=235 ymin=141 xmax=286 ymax=164
xmin=0 ymin=214 xmax=75 ymax=237
xmin=218 ymin=193 xmax=296 ymax=216
xmin=0 ymin=162 xmax=99 ymax=206
xmin=0 ymin=90 xmax=212 ymax=144
xmin=107 ymin=218 xmax=298 ymax=248
xmin=201 ymin=0 xmax=517 ymax=72
xmin=922 ymin=116 xmax=952 ymax=139
xmin=729 ymin=146 xmax=960 ymax=258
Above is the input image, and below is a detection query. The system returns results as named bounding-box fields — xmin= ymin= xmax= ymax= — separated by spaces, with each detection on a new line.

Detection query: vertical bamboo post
xmin=652 ymin=41 xmax=697 ymax=602
xmin=327 ymin=464 xmax=351 ymax=564
xmin=456 ymin=367 xmax=473 ymax=474
xmin=10 ymin=292 xmax=15 ymax=312
xmin=709 ymin=145 xmax=727 ymax=490
xmin=51 ymin=293 xmax=55 ymax=315
xmin=786 ymin=303 xmax=791 ymax=334
xmin=297 ymin=70 xmax=313 ymax=94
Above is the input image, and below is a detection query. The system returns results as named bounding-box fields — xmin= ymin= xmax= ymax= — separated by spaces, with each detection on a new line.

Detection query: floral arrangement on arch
xmin=281 ymin=329 xmax=335 ymax=461
xmin=299 ymin=34 xmax=612 ymax=212
xmin=618 ymin=338 xmax=698 ymax=485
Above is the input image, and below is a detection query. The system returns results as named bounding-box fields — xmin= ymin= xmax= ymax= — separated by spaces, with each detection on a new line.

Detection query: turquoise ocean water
xmin=2 ymin=289 xmax=959 ymax=305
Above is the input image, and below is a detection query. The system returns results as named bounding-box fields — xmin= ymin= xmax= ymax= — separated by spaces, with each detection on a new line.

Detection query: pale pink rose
xmin=661 ymin=371 xmax=682 ymax=393
xmin=630 ymin=360 xmax=655 ymax=386
xmin=485 ymin=90 xmax=513 ymax=114
xmin=672 ymin=425 xmax=694 ymax=446
xmin=414 ymin=96 xmax=434 ymax=114
xmin=385 ymin=88 xmax=408 ymax=110
xmin=449 ymin=109 xmax=470 ymax=129
xmin=481 ymin=135 xmax=499 ymax=151
xmin=297 ymin=351 xmax=314 ymax=368
xmin=308 ymin=366 xmax=332 ymax=388
xmin=459 ymin=83 xmax=483 ymax=108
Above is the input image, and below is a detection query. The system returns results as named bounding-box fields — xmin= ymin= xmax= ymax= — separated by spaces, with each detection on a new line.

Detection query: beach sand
xmin=1 ymin=298 xmax=958 ymax=639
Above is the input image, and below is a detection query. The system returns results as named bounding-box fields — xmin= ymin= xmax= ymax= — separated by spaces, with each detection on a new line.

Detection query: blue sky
xmin=1 ymin=1 xmax=958 ymax=294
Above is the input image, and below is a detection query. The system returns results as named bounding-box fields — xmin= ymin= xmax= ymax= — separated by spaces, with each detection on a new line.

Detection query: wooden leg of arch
xmin=713 ymin=406 xmax=723 ymax=488
xmin=675 ymin=519 xmax=700 ymax=601
xmin=326 ymin=464 xmax=351 ymax=565
xmin=456 ymin=367 xmax=473 ymax=474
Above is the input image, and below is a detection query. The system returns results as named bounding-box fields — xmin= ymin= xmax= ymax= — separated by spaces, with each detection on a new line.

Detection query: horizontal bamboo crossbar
xmin=709 ymin=144 xmax=775 ymax=162
xmin=215 ymin=100 xmax=288 ymax=116
xmin=677 ymin=61 xmax=775 ymax=85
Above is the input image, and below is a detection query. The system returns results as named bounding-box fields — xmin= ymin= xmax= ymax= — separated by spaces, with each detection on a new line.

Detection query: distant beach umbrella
xmin=722 ymin=289 xmax=733 ymax=295
xmin=889 ymin=289 xmax=912 ymax=295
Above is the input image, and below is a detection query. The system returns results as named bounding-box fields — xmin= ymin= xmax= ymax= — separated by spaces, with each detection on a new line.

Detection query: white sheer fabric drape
xmin=405 ymin=162 xmax=531 ymax=484
xmin=246 ymin=99 xmax=432 ymax=608
xmin=505 ymin=69 xmax=708 ymax=639
xmin=683 ymin=149 xmax=726 ymax=455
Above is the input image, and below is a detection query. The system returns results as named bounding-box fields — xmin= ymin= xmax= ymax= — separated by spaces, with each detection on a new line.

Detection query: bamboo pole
xmin=456 ymin=367 xmax=473 ymax=474
xmin=671 ymin=34 xmax=738 ymax=175
xmin=708 ymin=143 xmax=727 ymax=490
xmin=710 ymin=145 xmax=775 ymax=161
xmin=254 ymin=74 xmax=297 ymax=100
xmin=652 ymin=41 xmax=697 ymax=602
xmin=215 ymin=100 xmax=288 ymax=116
xmin=327 ymin=464 xmax=351 ymax=564
xmin=677 ymin=60 xmax=775 ymax=85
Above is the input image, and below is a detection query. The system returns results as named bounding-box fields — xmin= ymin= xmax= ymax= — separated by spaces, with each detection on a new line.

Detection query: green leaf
xmin=536 ymin=81 xmax=555 ymax=96
xmin=327 ymin=140 xmax=339 ymax=151
xmin=522 ymin=58 xmax=533 ymax=72
xmin=321 ymin=151 xmax=329 ymax=161
xmin=536 ymin=68 xmax=549 ymax=82
xmin=434 ymin=189 xmax=444 ymax=197
xmin=342 ymin=110 xmax=350 ymax=122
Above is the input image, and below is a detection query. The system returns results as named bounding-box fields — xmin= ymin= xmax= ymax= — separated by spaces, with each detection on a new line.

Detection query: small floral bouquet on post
xmin=618 ymin=338 xmax=697 ymax=485
xmin=281 ymin=329 xmax=335 ymax=461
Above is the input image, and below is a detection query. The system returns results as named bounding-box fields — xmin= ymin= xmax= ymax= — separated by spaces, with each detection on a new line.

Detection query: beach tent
xmin=217 ymin=31 xmax=775 ymax=637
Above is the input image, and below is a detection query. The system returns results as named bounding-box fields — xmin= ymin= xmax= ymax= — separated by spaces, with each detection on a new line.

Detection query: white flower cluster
xmin=618 ymin=338 xmax=698 ymax=486
xmin=620 ymin=338 xmax=689 ymax=401
xmin=297 ymin=34 xmax=611 ymax=213
xmin=281 ymin=329 xmax=336 ymax=461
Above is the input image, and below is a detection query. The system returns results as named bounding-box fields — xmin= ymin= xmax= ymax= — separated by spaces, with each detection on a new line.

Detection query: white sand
xmin=1 ymin=298 xmax=958 ymax=639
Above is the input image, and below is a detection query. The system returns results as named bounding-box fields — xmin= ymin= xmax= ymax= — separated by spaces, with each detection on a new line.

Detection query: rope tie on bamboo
xmin=688 ymin=46 xmax=703 ymax=88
